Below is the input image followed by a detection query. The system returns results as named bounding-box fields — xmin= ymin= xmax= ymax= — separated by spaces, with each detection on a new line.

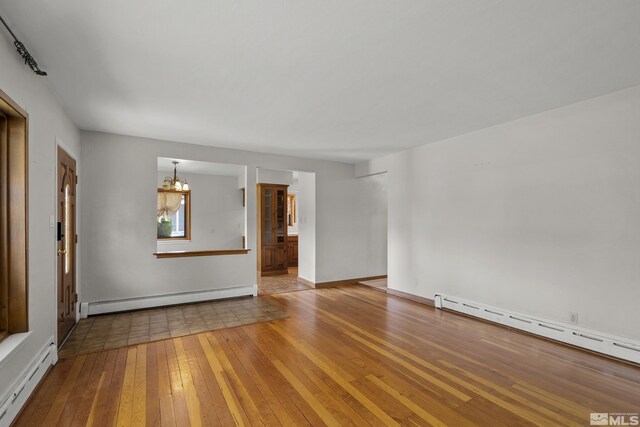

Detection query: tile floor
xmin=58 ymin=297 xmax=287 ymax=358
xmin=257 ymin=267 xmax=312 ymax=295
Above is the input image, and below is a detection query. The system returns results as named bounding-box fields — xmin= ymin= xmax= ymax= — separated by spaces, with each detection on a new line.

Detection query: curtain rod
xmin=0 ymin=14 xmax=47 ymax=76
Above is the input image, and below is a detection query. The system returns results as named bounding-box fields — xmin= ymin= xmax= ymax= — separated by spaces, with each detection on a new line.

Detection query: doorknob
xmin=58 ymin=249 xmax=67 ymax=256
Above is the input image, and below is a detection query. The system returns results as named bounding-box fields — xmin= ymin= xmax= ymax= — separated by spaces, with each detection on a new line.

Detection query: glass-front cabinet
xmin=276 ymin=187 xmax=286 ymax=243
xmin=257 ymin=183 xmax=289 ymax=276
xmin=263 ymin=188 xmax=272 ymax=245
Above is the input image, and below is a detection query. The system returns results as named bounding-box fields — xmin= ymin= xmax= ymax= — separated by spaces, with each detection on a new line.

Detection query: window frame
xmin=157 ymin=189 xmax=191 ymax=241
xmin=0 ymin=88 xmax=29 ymax=343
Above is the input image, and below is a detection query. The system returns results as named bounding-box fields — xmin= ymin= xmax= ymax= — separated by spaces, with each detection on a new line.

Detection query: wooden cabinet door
xmin=275 ymin=187 xmax=287 ymax=244
xmin=292 ymin=241 xmax=298 ymax=264
xmin=262 ymin=246 xmax=277 ymax=270
xmin=276 ymin=246 xmax=288 ymax=270
xmin=286 ymin=237 xmax=298 ymax=267
xmin=261 ymin=186 xmax=274 ymax=245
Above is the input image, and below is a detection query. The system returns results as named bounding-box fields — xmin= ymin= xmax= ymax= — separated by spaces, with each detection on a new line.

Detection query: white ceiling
xmin=1 ymin=1 xmax=640 ymax=163
xmin=158 ymin=157 xmax=244 ymax=177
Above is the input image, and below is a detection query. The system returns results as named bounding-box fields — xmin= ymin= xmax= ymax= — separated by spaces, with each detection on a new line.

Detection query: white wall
xmin=313 ymin=170 xmax=388 ymax=282
xmin=295 ymin=172 xmax=316 ymax=281
xmin=357 ymin=86 xmax=640 ymax=341
xmin=354 ymin=172 xmax=387 ymax=275
xmin=156 ymin=172 xmax=245 ymax=251
xmin=81 ymin=131 xmax=386 ymax=304
xmin=256 ymin=168 xmax=293 ymax=186
xmin=0 ymin=33 xmax=81 ymax=408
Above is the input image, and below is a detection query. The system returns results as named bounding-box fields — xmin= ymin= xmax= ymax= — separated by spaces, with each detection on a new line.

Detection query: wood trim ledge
xmin=154 ymin=249 xmax=250 ymax=258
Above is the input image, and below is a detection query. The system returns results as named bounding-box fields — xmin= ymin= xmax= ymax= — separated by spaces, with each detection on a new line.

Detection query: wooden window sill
xmin=153 ymin=249 xmax=250 ymax=258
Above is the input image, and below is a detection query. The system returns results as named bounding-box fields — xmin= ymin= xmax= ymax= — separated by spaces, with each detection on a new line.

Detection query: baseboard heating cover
xmin=83 ymin=285 xmax=258 ymax=317
xmin=434 ymin=294 xmax=640 ymax=364
xmin=0 ymin=337 xmax=56 ymax=427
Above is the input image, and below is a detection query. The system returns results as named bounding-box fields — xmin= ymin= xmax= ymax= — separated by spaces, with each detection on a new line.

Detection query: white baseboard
xmin=0 ymin=337 xmax=56 ymax=427
xmin=434 ymin=293 xmax=640 ymax=364
xmin=80 ymin=302 xmax=89 ymax=319
xmin=84 ymin=285 xmax=258 ymax=316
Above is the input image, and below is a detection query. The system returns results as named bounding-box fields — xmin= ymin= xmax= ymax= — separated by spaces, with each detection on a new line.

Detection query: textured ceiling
xmin=1 ymin=1 xmax=639 ymax=163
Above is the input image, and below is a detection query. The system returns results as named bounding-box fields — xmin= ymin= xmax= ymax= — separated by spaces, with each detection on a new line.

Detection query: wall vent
xmin=433 ymin=294 xmax=640 ymax=364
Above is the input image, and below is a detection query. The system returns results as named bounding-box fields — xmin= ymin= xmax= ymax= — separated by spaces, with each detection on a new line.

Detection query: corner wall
xmin=357 ymin=86 xmax=640 ymax=341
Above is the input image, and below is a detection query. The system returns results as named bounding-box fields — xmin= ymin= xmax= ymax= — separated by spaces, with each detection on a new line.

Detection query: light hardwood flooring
xmin=16 ymin=285 xmax=640 ymax=426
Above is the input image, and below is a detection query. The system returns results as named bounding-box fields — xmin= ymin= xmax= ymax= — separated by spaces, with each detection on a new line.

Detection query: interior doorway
xmin=256 ymin=168 xmax=315 ymax=295
xmin=57 ymin=147 xmax=78 ymax=346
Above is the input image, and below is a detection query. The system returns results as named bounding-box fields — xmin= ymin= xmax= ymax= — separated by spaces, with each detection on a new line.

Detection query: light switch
xmin=49 ymin=214 xmax=55 ymax=228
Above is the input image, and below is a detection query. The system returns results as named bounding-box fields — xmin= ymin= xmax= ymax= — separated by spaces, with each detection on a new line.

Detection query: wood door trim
xmin=0 ymin=88 xmax=29 ymax=118
xmin=256 ymin=184 xmax=263 ymax=272
xmin=0 ymin=89 xmax=29 ymax=338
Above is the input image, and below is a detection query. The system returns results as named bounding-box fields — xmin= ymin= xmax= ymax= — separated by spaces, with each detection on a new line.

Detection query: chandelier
xmin=162 ymin=161 xmax=189 ymax=191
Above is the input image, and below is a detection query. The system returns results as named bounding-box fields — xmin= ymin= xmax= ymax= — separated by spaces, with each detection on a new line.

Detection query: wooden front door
xmin=57 ymin=147 xmax=77 ymax=345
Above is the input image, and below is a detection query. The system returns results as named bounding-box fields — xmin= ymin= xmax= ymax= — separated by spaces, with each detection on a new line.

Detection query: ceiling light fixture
xmin=162 ymin=161 xmax=189 ymax=191
xmin=0 ymin=14 xmax=47 ymax=76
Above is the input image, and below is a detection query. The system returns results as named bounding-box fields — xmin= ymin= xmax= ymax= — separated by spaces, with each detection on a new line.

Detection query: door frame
xmin=54 ymin=138 xmax=80 ymax=348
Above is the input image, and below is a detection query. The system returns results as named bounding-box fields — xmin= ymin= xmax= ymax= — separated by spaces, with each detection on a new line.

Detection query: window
xmin=167 ymin=193 xmax=186 ymax=238
xmin=0 ymin=89 xmax=29 ymax=342
xmin=157 ymin=189 xmax=191 ymax=240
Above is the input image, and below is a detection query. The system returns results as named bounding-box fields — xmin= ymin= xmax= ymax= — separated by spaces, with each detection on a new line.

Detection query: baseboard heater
xmin=81 ymin=285 xmax=258 ymax=317
xmin=434 ymin=294 xmax=640 ymax=365
xmin=0 ymin=339 xmax=56 ymax=427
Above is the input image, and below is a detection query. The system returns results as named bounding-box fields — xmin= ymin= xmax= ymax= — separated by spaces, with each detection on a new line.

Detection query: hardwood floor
xmin=16 ymin=285 xmax=640 ymax=426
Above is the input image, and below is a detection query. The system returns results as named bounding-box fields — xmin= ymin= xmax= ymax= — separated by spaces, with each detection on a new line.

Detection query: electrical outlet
xmin=570 ymin=312 xmax=579 ymax=324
